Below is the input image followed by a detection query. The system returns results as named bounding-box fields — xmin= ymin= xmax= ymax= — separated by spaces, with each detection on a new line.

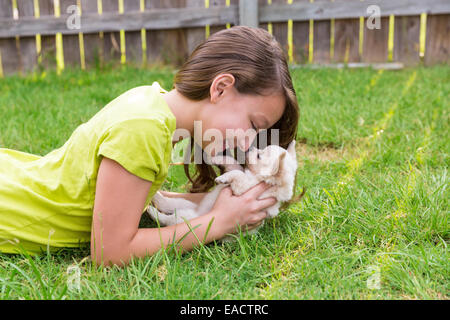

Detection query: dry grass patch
xmin=296 ymin=139 xmax=359 ymax=163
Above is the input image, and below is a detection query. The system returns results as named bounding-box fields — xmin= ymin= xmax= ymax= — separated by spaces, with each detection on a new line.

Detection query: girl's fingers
xmin=246 ymin=213 xmax=266 ymax=229
xmin=257 ymin=211 xmax=268 ymax=221
xmin=254 ymin=197 xmax=277 ymax=211
xmin=246 ymin=182 xmax=273 ymax=198
xmin=246 ymin=224 xmax=260 ymax=231
xmin=249 ymin=211 xmax=267 ymax=225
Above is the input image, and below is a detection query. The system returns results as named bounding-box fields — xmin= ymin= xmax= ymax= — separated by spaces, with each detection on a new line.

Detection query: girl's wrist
xmin=206 ymin=209 xmax=235 ymax=239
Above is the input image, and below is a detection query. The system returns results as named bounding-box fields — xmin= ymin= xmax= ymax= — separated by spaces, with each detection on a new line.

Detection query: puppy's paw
xmin=215 ymin=175 xmax=230 ymax=185
xmin=215 ymin=170 xmax=245 ymax=185
xmin=266 ymin=203 xmax=280 ymax=218
xmin=151 ymin=191 xmax=177 ymax=214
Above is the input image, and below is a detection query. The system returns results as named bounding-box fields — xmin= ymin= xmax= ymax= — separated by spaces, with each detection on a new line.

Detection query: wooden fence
xmin=0 ymin=0 xmax=449 ymax=76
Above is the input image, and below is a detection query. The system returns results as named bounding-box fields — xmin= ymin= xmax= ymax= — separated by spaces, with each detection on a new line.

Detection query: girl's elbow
xmin=90 ymin=243 xmax=130 ymax=268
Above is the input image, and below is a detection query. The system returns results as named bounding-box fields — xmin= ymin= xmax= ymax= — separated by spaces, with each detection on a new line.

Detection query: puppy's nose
xmin=245 ymin=146 xmax=255 ymax=154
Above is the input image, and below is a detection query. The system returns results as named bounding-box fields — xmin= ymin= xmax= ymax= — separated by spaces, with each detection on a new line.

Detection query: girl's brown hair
xmin=173 ymin=26 xmax=299 ymax=193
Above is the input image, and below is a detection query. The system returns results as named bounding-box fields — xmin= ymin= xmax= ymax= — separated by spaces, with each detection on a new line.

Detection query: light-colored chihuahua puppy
xmin=147 ymin=141 xmax=297 ymax=236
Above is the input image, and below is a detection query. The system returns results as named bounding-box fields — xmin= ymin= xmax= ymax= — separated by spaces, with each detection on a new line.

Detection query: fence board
xmin=362 ymin=17 xmax=389 ymax=63
xmin=425 ymin=14 xmax=450 ymax=65
xmin=258 ymin=0 xmax=269 ymax=34
xmin=0 ymin=5 xmax=239 ymax=38
xmin=2 ymin=0 xmax=449 ymax=38
xmin=259 ymin=0 xmax=450 ymax=22
xmin=0 ymin=0 xmax=449 ymax=75
xmin=313 ymin=0 xmax=331 ymax=63
xmin=292 ymin=0 xmax=309 ymax=64
xmin=185 ymin=0 xmax=205 ymax=59
xmin=239 ymin=0 xmax=258 ymax=28
xmin=394 ymin=15 xmax=420 ymax=66
xmin=146 ymin=0 xmax=187 ymax=67
xmin=61 ymin=0 xmax=80 ymax=68
xmin=38 ymin=0 xmax=56 ymax=70
xmin=333 ymin=0 xmax=360 ymax=63
xmin=124 ymin=0 xmax=141 ymax=65
xmin=16 ymin=0 xmax=37 ymax=73
xmin=80 ymin=0 xmax=101 ymax=68
xmin=271 ymin=0 xmax=289 ymax=62
xmin=0 ymin=0 xmax=19 ymax=75
xmin=228 ymin=0 xmax=239 ymax=28
xmin=333 ymin=18 xmax=360 ymax=62
xmin=102 ymin=0 xmax=120 ymax=65
xmin=210 ymin=0 xmax=228 ymax=36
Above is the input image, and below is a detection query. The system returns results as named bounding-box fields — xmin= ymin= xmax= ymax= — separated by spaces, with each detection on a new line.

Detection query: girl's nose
xmin=244 ymin=146 xmax=255 ymax=162
xmin=236 ymin=132 xmax=258 ymax=152
xmin=237 ymin=133 xmax=257 ymax=152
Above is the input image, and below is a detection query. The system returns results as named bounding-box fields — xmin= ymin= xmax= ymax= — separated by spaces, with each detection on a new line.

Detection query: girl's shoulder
xmin=89 ymin=82 xmax=176 ymax=136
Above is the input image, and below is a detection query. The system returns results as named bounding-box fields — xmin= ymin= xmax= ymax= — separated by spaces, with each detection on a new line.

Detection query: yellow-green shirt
xmin=0 ymin=82 xmax=176 ymax=254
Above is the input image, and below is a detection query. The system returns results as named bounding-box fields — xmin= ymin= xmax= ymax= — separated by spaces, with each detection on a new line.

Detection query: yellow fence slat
xmin=0 ymin=46 xmax=3 ymax=78
xmin=267 ymin=0 xmax=273 ymax=35
xmin=308 ymin=0 xmax=314 ymax=64
xmin=226 ymin=0 xmax=231 ymax=29
xmin=388 ymin=14 xmax=395 ymax=62
xmin=33 ymin=0 xmax=42 ymax=65
xmin=420 ymin=13 xmax=427 ymax=58
xmin=54 ymin=0 xmax=64 ymax=74
xmin=140 ymin=0 xmax=147 ymax=66
xmin=77 ymin=0 xmax=85 ymax=70
xmin=359 ymin=16 xmax=364 ymax=58
xmin=118 ymin=0 xmax=126 ymax=64
xmin=287 ymin=0 xmax=293 ymax=64
xmin=205 ymin=0 xmax=210 ymax=39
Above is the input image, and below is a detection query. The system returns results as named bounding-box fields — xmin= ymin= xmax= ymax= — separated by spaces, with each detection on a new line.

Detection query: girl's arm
xmin=92 ymin=157 xmax=275 ymax=267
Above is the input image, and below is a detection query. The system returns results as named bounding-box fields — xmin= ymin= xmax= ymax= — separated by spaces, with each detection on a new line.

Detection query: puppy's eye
xmin=257 ymin=153 xmax=260 ymax=160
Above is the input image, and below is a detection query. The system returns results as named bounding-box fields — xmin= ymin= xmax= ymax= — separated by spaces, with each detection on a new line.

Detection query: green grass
xmin=0 ymin=65 xmax=448 ymax=299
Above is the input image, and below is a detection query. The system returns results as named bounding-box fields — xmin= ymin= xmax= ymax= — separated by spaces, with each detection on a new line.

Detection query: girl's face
xmin=199 ymin=74 xmax=286 ymax=156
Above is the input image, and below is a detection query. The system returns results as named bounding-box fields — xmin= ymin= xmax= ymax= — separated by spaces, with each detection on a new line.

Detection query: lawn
xmin=0 ymin=64 xmax=448 ymax=299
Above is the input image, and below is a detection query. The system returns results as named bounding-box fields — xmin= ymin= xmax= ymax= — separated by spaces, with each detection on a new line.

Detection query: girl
xmin=0 ymin=26 xmax=299 ymax=267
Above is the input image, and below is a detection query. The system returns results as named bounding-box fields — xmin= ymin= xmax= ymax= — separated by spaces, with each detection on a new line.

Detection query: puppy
xmin=147 ymin=140 xmax=297 ymax=237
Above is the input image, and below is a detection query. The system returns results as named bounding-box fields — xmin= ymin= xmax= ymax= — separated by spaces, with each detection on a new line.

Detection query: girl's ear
xmin=210 ymin=74 xmax=236 ymax=102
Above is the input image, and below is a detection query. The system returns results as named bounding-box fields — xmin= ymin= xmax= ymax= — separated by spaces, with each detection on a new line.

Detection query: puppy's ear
xmin=287 ymin=140 xmax=296 ymax=159
xmin=261 ymin=152 xmax=285 ymax=177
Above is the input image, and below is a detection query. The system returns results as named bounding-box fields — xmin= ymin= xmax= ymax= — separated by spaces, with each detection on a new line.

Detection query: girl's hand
xmin=211 ymin=183 xmax=277 ymax=236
